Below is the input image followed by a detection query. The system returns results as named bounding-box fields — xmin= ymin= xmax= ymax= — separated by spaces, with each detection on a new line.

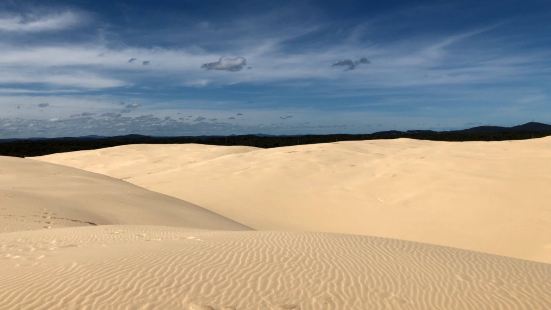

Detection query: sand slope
xmin=1 ymin=225 xmax=550 ymax=310
xmin=36 ymin=138 xmax=551 ymax=263
xmin=0 ymin=156 xmax=248 ymax=232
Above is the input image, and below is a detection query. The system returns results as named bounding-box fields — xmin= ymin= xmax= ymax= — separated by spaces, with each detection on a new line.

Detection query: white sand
xmin=0 ymin=156 xmax=248 ymax=233
xmin=1 ymin=225 xmax=550 ymax=309
xmin=4 ymin=139 xmax=550 ymax=308
xmin=36 ymin=138 xmax=551 ymax=263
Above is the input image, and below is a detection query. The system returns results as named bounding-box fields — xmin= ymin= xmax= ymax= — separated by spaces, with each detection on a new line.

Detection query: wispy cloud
xmin=0 ymin=11 xmax=82 ymax=32
xmin=0 ymin=24 xmax=542 ymax=92
xmin=183 ymin=79 xmax=210 ymax=87
xmin=0 ymin=70 xmax=127 ymax=89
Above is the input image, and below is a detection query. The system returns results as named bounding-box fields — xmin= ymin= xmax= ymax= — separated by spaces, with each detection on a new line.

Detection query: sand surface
xmin=36 ymin=138 xmax=551 ymax=263
xmin=0 ymin=156 xmax=247 ymax=233
xmin=5 ymin=139 xmax=550 ymax=308
xmin=1 ymin=225 xmax=550 ymax=309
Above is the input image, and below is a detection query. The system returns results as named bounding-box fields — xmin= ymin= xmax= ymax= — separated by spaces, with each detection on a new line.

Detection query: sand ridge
xmin=0 ymin=156 xmax=248 ymax=232
xmin=1 ymin=225 xmax=550 ymax=309
xmin=36 ymin=137 xmax=551 ymax=263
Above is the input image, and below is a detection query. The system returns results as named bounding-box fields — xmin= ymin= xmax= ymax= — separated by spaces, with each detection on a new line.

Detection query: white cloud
xmin=0 ymin=11 xmax=81 ymax=33
xmin=0 ymin=70 xmax=127 ymax=89
xmin=44 ymin=72 xmax=127 ymax=89
xmin=0 ymin=88 xmax=79 ymax=94
xmin=183 ymin=79 xmax=210 ymax=87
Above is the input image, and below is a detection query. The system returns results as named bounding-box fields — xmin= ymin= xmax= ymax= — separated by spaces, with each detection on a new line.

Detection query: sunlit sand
xmin=37 ymin=137 xmax=551 ymax=263
xmin=2 ymin=139 xmax=550 ymax=309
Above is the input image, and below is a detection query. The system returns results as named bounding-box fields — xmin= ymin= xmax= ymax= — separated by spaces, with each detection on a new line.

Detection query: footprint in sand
xmin=39 ymin=209 xmax=55 ymax=229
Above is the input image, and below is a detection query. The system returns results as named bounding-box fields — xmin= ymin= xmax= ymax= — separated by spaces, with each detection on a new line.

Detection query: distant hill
xmin=1 ymin=122 xmax=550 ymax=157
xmin=511 ymin=122 xmax=551 ymax=131
xmin=460 ymin=122 xmax=551 ymax=133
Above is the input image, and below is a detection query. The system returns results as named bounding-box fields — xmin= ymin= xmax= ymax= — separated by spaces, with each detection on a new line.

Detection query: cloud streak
xmin=0 ymin=11 xmax=81 ymax=32
xmin=0 ymin=70 xmax=127 ymax=89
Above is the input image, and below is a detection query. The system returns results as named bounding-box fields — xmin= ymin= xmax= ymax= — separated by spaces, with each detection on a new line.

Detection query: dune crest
xmin=36 ymin=138 xmax=551 ymax=263
xmin=1 ymin=225 xmax=550 ymax=309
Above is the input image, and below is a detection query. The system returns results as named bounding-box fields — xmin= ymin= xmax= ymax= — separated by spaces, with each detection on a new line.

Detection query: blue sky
xmin=0 ymin=0 xmax=550 ymax=137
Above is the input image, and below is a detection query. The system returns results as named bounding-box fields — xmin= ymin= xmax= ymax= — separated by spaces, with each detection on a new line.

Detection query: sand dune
xmin=5 ymin=140 xmax=550 ymax=308
xmin=1 ymin=225 xmax=550 ymax=309
xmin=36 ymin=138 xmax=551 ymax=263
xmin=0 ymin=156 xmax=248 ymax=232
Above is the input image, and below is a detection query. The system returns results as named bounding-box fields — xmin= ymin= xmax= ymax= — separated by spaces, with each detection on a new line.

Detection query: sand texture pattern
xmin=1 ymin=225 xmax=550 ymax=310
xmin=36 ymin=138 xmax=551 ymax=263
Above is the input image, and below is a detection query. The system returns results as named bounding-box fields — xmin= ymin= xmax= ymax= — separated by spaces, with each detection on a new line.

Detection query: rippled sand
xmin=1 ymin=225 xmax=550 ymax=309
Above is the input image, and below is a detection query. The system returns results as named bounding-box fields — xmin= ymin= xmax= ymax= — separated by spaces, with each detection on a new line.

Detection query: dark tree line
xmin=1 ymin=122 xmax=550 ymax=157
